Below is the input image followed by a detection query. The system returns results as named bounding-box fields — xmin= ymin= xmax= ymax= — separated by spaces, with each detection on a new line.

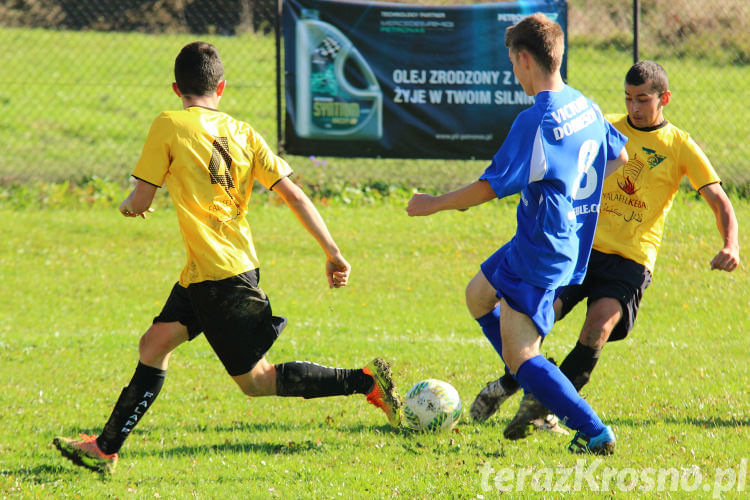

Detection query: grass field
xmin=0 ymin=191 xmax=747 ymax=498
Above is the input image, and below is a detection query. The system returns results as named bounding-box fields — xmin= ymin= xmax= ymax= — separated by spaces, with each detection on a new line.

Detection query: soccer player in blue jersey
xmin=407 ymin=13 xmax=628 ymax=454
xmin=471 ymin=60 xmax=740 ymax=440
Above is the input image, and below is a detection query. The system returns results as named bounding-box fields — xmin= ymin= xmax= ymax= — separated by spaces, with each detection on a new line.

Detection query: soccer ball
xmin=403 ymin=379 xmax=462 ymax=432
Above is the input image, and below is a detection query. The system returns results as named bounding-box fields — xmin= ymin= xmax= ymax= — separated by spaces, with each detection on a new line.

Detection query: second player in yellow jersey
xmin=595 ymin=113 xmax=719 ymax=272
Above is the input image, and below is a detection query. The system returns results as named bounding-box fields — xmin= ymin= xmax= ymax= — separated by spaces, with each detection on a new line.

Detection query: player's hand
xmin=406 ymin=192 xmax=438 ymax=216
xmin=119 ymin=202 xmax=155 ymax=219
xmin=327 ymin=253 xmax=351 ymax=289
xmin=710 ymin=246 xmax=740 ymax=272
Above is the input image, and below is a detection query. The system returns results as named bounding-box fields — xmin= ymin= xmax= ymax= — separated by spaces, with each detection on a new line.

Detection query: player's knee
xmin=239 ymin=377 xmax=271 ymax=397
xmin=581 ymin=301 xmax=622 ymax=348
xmin=235 ymin=359 xmax=276 ymax=397
xmin=465 ymin=277 xmax=496 ymax=318
xmin=239 ymin=379 xmax=263 ymax=397
xmin=501 ymin=347 xmax=523 ymax=374
xmin=579 ymin=315 xmax=619 ymax=348
xmin=138 ymin=332 xmax=159 ymax=361
xmin=138 ymin=327 xmax=177 ymax=366
xmin=578 ymin=327 xmax=610 ymax=349
xmin=464 ymin=281 xmax=474 ymax=306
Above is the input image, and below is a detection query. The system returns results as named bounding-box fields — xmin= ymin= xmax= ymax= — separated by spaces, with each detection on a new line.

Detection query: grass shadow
xmin=162 ymin=439 xmax=328 ymax=457
xmin=113 ymin=421 xmax=403 ymax=459
xmin=2 ymin=463 xmax=75 ymax=478
xmin=190 ymin=421 xmax=399 ymax=435
xmin=606 ymin=416 xmax=750 ymax=428
xmin=7 ymin=462 xmax=112 ymax=482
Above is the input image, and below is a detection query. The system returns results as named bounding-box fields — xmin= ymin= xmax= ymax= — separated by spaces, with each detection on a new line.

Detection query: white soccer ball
xmin=404 ymin=379 xmax=462 ymax=432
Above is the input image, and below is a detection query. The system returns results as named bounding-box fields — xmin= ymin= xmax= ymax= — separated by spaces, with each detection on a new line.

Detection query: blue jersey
xmin=480 ymin=85 xmax=627 ymax=290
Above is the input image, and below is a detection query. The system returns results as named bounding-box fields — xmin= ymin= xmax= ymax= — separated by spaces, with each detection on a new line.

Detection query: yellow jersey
xmin=133 ymin=106 xmax=292 ymax=286
xmin=595 ymin=114 xmax=720 ymax=272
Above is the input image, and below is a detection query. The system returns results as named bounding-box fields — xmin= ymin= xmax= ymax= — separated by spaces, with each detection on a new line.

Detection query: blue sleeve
xmin=605 ymin=120 xmax=628 ymax=160
xmin=479 ymin=113 xmax=536 ymax=199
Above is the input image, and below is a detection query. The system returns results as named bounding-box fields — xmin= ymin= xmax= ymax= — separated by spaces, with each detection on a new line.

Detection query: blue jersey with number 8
xmin=480 ymin=85 xmax=627 ymax=289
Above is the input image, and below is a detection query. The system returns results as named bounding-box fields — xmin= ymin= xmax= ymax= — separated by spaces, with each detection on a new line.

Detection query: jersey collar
xmin=627 ymin=116 xmax=668 ymax=132
xmin=186 ymin=105 xmax=219 ymax=112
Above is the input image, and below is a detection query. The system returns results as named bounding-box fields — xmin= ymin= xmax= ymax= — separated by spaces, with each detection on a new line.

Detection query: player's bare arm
xmin=699 ymin=182 xmax=740 ymax=272
xmin=407 ymin=180 xmax=496 ymax=216
xmin=604 ymin=147 xmax=628 ymax=178
xmin=119 ymin=179 xmax=157 ymax=218
xmin=273 ymin=176 xmax=351 ymax=288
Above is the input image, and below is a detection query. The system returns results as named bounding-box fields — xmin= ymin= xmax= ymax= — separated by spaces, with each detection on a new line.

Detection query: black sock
xmin=500 ymin=365 xmax=521 ymax=393
xmin=96 ymin=362 xmax=166 ymax=455
xmin=558 ymin=341 xmax=601 ymax=392
xmin=275 ymin=361 xmax=373 ymax=398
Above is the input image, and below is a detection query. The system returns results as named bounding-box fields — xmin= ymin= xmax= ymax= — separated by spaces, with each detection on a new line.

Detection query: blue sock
xmin=476 ymin=305 xmax=503 ymax=360
xmin=515 ymin=355 xmax=604 ymax=437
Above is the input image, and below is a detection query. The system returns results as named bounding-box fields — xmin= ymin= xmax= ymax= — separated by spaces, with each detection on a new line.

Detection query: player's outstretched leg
xmin=470 ymin=377 xmax=518 ymax=422
xmin=363 ymin=358 xmax=403 ymax=427
xmin=53 ymin=434 xmax=118 ymax=474
xmin=568 ymin=426 xmax=616 ymax=455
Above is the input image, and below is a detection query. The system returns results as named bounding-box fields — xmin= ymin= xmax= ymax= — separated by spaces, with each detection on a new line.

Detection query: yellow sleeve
xmin=132 ymin=113 xmax=173 ymax=187
xmin=249 ymin=128 xmax=293 ymax=189
xmin=681 ymin=135 xmax=721 ymax=190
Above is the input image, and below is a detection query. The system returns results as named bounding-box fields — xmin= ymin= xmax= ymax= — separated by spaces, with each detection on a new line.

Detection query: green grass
xmin=1 ymin=193 xmax=747 ymax=498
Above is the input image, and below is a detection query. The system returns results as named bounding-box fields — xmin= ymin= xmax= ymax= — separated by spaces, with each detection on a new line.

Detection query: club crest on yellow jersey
xmin=641 ymin=147 xmax=666 ymax=169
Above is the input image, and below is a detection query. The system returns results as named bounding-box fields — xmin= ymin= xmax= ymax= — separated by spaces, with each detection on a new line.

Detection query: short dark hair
xmin=625 ymin=61 xmax=669 ymax=94
xmin=174 ymin=41 xmax=224 ymax=96
xmin=504 ymin=13 xmax=564 ymax=74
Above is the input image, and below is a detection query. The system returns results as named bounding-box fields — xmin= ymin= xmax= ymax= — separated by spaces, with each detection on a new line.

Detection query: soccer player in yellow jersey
xmin=471 ymin=61 xmax=740 ymax=438
xmin=53 ymin=41 xmax=401 ymax=475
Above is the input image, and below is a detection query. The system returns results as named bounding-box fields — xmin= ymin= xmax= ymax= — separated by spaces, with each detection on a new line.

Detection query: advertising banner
xmin=283 ymin=0 xmax=567 ymax=159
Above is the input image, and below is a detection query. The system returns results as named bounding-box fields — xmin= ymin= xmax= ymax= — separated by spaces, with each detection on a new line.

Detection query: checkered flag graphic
xmin=315 ymin=36 xmax=340 ymax=60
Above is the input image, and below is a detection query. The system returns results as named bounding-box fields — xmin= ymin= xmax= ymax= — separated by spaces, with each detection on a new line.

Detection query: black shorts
xmin=154 ymin=269 xmax=287 ymax=376
xmin=556 ymin=250 xmax=652 ymax=342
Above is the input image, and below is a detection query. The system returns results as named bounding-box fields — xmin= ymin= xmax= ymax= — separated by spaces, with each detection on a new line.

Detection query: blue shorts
xmin=480 ymin=245 xmax=556 ymax=336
